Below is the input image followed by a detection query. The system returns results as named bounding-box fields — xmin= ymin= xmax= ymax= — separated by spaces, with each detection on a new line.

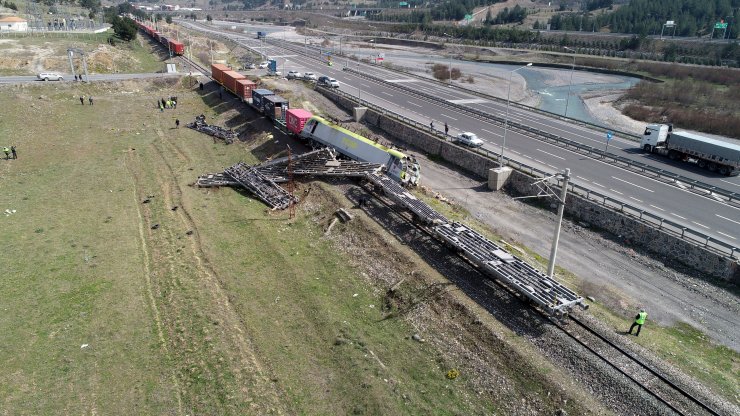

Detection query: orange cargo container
xmin=222 ymin=70 xmax=246 ymax=95
xmin=235 ymin=78 xmax=256 ymax=100
xmin=211 ymin=64 xmax=230 ymax=85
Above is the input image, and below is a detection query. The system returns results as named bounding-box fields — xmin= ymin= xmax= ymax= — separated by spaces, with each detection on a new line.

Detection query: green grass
xmin=0 ymin=78 xmax=508 ymax=414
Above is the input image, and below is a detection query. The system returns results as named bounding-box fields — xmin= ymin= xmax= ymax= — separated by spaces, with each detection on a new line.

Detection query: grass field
xmin=0 ymin=78 xmax=602 ymax=414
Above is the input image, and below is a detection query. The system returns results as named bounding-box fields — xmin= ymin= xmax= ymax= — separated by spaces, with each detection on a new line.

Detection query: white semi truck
xmin=640 ymin=124 xmax=740 ymax=176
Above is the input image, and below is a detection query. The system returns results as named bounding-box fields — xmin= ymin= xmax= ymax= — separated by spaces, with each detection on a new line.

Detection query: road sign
xmin=606 ymin=131 xmax=613 ymax=140
xmin=665 ymin=20 xmax=675 ymax=27
xmin=464 ymin=14 xmax=473 ymax=21
xmin=268 ymin=60 xmax=277 ymax=72
xmin=715 ymin=22 xmax=728 ymax=29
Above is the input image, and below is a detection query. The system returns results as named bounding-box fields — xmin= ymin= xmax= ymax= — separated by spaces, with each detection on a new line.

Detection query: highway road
xmin=186 ymin=21 xmax=740 ymax=249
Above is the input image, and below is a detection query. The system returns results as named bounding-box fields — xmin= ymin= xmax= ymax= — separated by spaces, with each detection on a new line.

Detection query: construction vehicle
xmin=640 ymin=124 xmax=740 ymax=176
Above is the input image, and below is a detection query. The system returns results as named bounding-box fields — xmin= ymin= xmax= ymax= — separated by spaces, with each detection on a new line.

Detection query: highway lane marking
xmin=649 ymin=204 xmax=665 ymax=211
xmin=717 ymin=232 xmax=737 ymax=240
xmin=510 ymin=150 xmax=521 ymax=155
xmin=576 ymin=176 xmax=589 ymax=181
xmin=448 ymin=98 xmax=490 ymax=104
xmin=407 ymin=101 xmax=422 ymax=108
xmin=381 ymin=91 xmax=394 ymax=97
xmin=536 ymin=149 xmax=565 ymax=160
xmin=481 ymin=128 xmax=502 ymax=138
xmin=440 ymin=113 xmax=458 ymax=121
xmin=630 ymin=197 xmax=643 ymax=203
xmin=671 ymin=213 xmax=687 ymax=220
xmin=592 ymin=182 xmax=604 ymax=187
xmin=719 ymin=179 xmax=740 ymax=188
xmin=610 ymin=176 xmax=655 ymax=192
xmin=609 ymin=189 xmax=623 ymax=195
xmin=547 ymin=164 xmax=558 ymax=169
xmin=691 ymin=221 xmax=709 ymax=229
xmin=361 ymin=83 xmax=372 ymax=88
xmin=716 ymin=214 xmax=740 ymax=225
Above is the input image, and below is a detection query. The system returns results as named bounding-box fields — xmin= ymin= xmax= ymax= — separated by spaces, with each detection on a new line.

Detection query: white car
xmin=37 ymin=72 xmax=64 ymax=81
xmin=266 ymin=70 xmax=282 ymax=77
xmin=303 ymin=72 xmax=317 ymax=81
xmin=287 ymin=70 xmax=303 ymax=80
xmin=258 ymin=61 xmax=269 ymax=69
xmin=456 ymin=132 xmax=484 ymax=147
xmin=327 ymin=78 xmax=340 ymax=88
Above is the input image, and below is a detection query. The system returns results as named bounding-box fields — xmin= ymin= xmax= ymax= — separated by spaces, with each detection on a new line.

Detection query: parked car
xmin=266 ymin=70 xmax=282 ymax=77
xmin=303 ymin=72 xmax=317 ymax=81
xmin=244 ymin=62 xmax=256 ymax=69
xmin=258 ymin=61 xmax=269 ymax=69
xmin=456 ymin=132 xmax=484 ymax=147
xmin=287 ymin=70 xmax=303 ymax=80
xmin=37 ymin=72 xmax=64 ymax=81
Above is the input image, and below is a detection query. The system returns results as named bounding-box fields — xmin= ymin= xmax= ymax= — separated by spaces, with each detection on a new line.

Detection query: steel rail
xmin=362 ymin=182 xmax=722 ymax=416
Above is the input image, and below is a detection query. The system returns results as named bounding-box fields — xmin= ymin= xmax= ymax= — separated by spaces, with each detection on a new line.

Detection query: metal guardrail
xmin=341 ymin=68 xmax=740 ymax=204
xmin=324 ymin=86 xmax=739 ymax=260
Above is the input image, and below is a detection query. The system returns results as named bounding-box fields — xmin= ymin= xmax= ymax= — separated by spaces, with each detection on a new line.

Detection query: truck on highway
xmin=640 ymin=124 xmax=740 ymax=176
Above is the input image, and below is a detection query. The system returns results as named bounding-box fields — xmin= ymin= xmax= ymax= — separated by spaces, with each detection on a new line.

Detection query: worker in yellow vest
xmin=627 ymin=309 xmax=647 ymax=336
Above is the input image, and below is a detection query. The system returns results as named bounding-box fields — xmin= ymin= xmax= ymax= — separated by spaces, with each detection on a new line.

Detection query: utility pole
xmin=547 ymin=169 xmax=570 ymax=278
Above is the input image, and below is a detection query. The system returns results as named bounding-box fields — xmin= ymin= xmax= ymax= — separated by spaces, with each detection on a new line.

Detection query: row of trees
xmin=548 ymin=0 xmax=738 ymax=39
xmin=2 ymin=0 xmax=17 ymax=10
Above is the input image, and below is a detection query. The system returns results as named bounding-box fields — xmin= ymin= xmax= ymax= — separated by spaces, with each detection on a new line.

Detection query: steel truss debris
xmin=187 ymin=115 xmax=238 ymax=144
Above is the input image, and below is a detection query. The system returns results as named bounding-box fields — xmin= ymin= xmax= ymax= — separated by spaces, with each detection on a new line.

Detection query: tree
xmin=206 ymin=15 xmax=213 ymax=22
xmin=110 ymin=16 xmax=137 ymax=41
xmin=166 ymin=15 xmax=173 ymax=24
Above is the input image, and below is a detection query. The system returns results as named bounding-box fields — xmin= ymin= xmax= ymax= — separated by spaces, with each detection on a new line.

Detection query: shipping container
xmin=169 ymin=40 xmax=185 ymax=55
xmin=235 ymin=79 xmax=256 ymax=101
xmin=264 ymin=95 xmax=289 ymax=121
xmin=251 ymin=89 xmax=275 ymax=114
xmin=285 ymin=109 xmax=313 ymax=135
xmin=222 ymin=70 xmax=246 ymax=94
xmin=211 ymin=64 xmax=230 ymax=85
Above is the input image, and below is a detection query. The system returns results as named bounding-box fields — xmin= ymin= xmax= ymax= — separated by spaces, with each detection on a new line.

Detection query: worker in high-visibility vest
xmin=627 ymin=309 xmax=647 ymax=336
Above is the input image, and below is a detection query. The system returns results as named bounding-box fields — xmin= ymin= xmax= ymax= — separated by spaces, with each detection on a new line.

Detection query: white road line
xmin=361 ymin=83 xmax=372 ymax=88
xmin=692 ymin=221 xmax=709 ymax=229
xmin=381 ymin=91 xmax=394 ymax=97
xmin=649 ymin=204 xmax=665 ymax=211
xmin=547 ymin=164 xmax=558 ymax=169
xmin=439 ymin=113 xmax=458 ymax=121
xmin=629 ymin=197 xmax=643 ymax=203
xmin=719 ymin=179 xmax=740 ymax=188
xmin=510 ymin=150 xmax=521 ymax=155
xmin=481 ymin=128 xmax=496 ymax=135
xmin=671 ymin=213 xmax=687 ymax=220
xmin=611 ymin=176 xmax=654 ymax=192
xmin=609 ymin=189 xmax=623 ymax=195
xmin=536 ymin=148 xmax=565 ymax=160
xmin=576 ymin=176 xmax=589 ymax=181
xmin=592 ymin=182 xmax=605 ymax=187
xmin=717 ymin=232 xmax=737 ymax=240
xmin=716 ymin=214 xmax=740 ymax=225
xmin=407 ymin=101 xmax=422 ymax=108
xmin=534 ymin=159 xmax=544 ymax=164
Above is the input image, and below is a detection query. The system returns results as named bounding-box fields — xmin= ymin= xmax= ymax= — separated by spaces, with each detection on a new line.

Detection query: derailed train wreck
xmin=198 ymin=149 xmax=587 ymax=317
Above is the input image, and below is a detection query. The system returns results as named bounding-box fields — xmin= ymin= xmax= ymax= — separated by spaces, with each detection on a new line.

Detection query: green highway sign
xmin=715 ymin=22 xmax=728 ymax=29
xmin=464 ymin=14 xmax=473 ymax=21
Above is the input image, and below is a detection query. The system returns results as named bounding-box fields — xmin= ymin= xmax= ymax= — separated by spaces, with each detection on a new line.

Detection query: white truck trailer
xmin=640 ymin=124 xmax=740 ymax=176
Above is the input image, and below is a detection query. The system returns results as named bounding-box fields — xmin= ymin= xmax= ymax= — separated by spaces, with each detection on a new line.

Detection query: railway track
xmin=358 ymin=180 xmax=724 ymax=416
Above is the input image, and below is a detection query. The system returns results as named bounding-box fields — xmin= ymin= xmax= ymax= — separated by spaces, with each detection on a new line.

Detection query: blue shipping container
xmin=251 ymin=89 xmax=275 ymax=114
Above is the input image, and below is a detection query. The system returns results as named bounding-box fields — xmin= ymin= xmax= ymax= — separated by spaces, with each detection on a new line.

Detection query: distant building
xmin=0 ymin=16 xmax=28 ymax=32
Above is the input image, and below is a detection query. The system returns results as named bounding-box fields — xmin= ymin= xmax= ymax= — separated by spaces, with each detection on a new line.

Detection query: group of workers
xmin=3 ymin=146 xmax=17 ymax=160
xmin=159 ymin=96 xmax=178 ymax=112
